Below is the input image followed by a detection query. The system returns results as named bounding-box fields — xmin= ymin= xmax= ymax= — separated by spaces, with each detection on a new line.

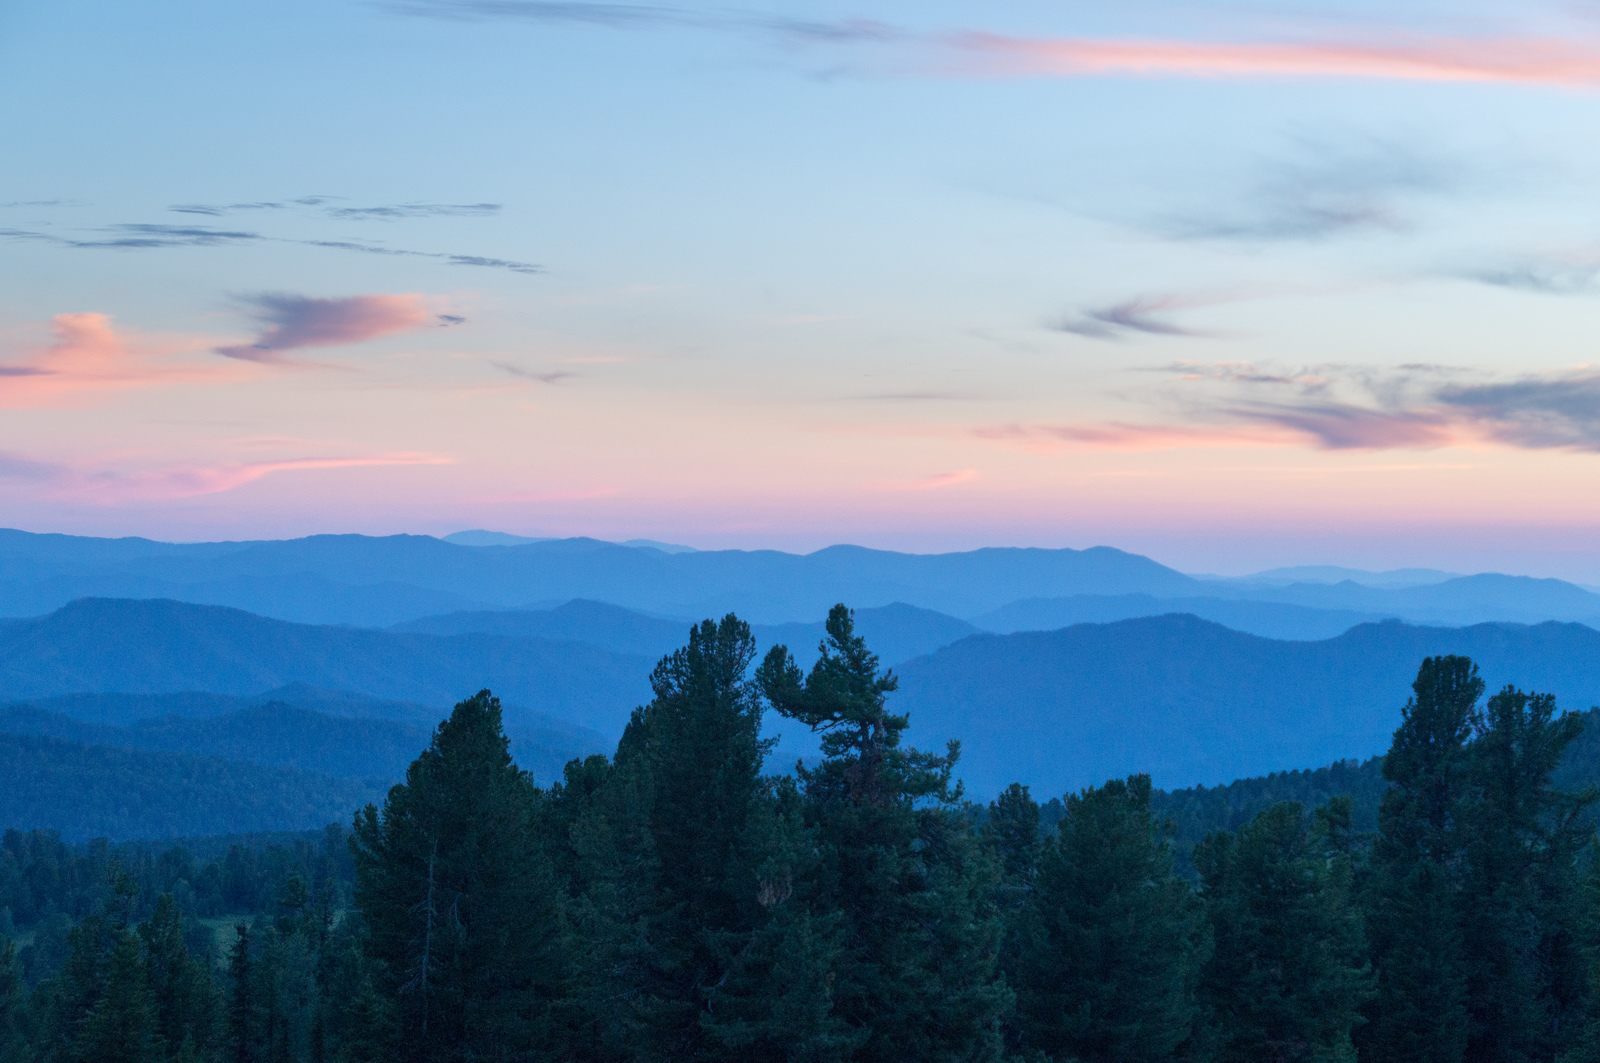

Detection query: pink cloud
xmin=976 ymin=423 xmax=1302 ymax=452
xmin=215 ymin=293 xmax=437 ymax=363
xmin=0 ymin=313 xmax=238 ymax=408
xmin=945 ymin=32 xmax=1600 ymax=88
xmin=0 ymin=450 xmax=453 ymax=503
xmin=879 ymin=469 xmax=979 ymax=491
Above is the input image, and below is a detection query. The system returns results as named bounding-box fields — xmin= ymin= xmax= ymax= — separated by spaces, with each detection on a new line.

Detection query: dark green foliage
xmin=759 ymin=604 xmax=1011 ymax=1063
xmin=1459 ymin=686 xmax=1592 ymax=1062
xmin=569 ymin=614 xmax=781 ymax=1060
xmin=350 ymin=689 xmax=566 ymax=1062
xmin=1196 ymin=801 xmax=1373 ymax=1063
xmin=1012 ymin=775 xmax=1204 ymax=1063
xmin=9 ymin=628 xmax=1600 ymax=1063
xmin=1152 ymin=757 xmax=1388 ymax=874
xmin=1360 ymin=656 xmax=1479 ymax=1063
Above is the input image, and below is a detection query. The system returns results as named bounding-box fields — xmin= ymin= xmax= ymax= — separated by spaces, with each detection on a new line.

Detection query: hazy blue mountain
xmin=0 ymin=598 xmax=655 ymax=740
xmin=755 ymin=602 xmax=981 ymax=671
xmin=0 ymin=702 xmax=430 ymax=779
xmin=395 ymin=598 xmax=980 ymax=670
xmin=10 ymin=684 xmax=447 ymax=728
xmin=443 ymin=530 xmax=556 ymax=546
xmin=1223 ymin=566 xmax=1464 ymax=588
xmin=0 ymin=529 xmax=1199 ymax=625
xmin=392 ymin=599 xmax=692 ymax=658
xmin=971 ymin=594 xmax=1381 ymax=641
xmin=1209 ymin=572 xmax=1600 ymax=626
xmin=0 ymin=699 xmax=602 ymax=786
xmin=893 ymin=615 xmax=1600 ymax=800
xmin=0 ymin=731 xmax=390 ymax=842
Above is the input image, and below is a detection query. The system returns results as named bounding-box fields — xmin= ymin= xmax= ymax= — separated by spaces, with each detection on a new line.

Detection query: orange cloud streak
xmin=947 ymin=32 xmax=1600 ymax=87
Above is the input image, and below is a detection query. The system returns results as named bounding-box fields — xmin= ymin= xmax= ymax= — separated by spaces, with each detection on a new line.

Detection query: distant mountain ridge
xmin=0 ymin=597 xmax=655 ymax=739
xmin=894 ymin=615 xmax=1600 ymax=800
xmin=2 ymin=528 xmax=1596 ymax=636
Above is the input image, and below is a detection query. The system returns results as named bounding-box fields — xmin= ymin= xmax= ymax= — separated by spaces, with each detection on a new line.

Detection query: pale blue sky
xmin=5 ymin=0 xmax=1600 ymax=577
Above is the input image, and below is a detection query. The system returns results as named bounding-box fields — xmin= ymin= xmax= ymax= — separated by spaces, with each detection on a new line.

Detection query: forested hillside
xmin=0 ymin=734 xmax=388 ymax=841
xmin=3 ymin=608 xmax=1599 ymax=1062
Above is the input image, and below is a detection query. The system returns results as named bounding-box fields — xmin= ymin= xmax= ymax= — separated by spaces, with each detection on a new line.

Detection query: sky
xmin=5 ymin=0 xmax=1600 ymax=578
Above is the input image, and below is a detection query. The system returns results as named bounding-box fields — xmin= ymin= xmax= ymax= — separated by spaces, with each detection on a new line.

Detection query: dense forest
xmin=2 ymin=605 xmax=1599 ymax=1061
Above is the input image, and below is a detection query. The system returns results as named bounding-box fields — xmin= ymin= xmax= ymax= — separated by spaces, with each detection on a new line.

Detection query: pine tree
xmin=0 ymin=936 xmax=23 ymax=1060
xmin=570 ymin=614 xmax=782 ymax=1061
xmin=1360 ymin=655 xmax=1480 ymax=1063
xmin=226 ymin=923 xmax=255 ymax=1063
xmin=139 ymin=893 xmax=219 ymax=1062
xmin=351 ymin=689 xmax=567 ymax=1062
xmin=1560 ymin=847 xmax=1600 ymax=1063
xmin=758 ymin=604 xmax=1011 ymax=1063
xmin=1195 ymin=801 xmax=1373 ymax=1063
xmin=1012 ymin=774 xmax=1204 ymax=1063
xmin=79 ymin=929 xmax=160 ymax=1063
xmin=1458 ymin=686 xmax=1592 ymax=1062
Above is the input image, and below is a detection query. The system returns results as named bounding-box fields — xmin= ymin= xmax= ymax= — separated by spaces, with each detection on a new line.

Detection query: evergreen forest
xmin=3 ymin=604 xmax=1600 ymax=1062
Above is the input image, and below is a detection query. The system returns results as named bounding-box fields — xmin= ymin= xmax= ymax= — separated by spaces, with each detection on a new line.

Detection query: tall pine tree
xmin=758 ymin=604 xmax=1011 ymax=1063
xmin=1360 ymin=655 xmax=1480 ymax=1063
xmin=569 ymin=614 xmax=782 ymax=1061
xmin=351 ymin=689 xmax=567 ymax=1062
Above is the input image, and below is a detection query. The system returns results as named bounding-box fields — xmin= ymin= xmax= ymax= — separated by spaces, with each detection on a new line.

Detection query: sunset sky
xmin=5 ymin=0 xmax=1600 ymax=578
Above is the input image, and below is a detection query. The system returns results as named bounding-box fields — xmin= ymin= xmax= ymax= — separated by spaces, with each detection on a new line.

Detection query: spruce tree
xmin=79 ymin=929 xmax=160 ymax=1063
xmin=1012 ymin=774 xmax=1204 ymax=1063
xmin=350 ymin=689 xmax=567 ymax=1062
xmin=1360 ymin=655 xmax=1480 ymax=1063
xmin=139 ymin=893 xmax=219 ymax=1062
xmin=566 ymin=615 xmax=774 ymax=1059
xmin=1195 ymin=801 xmax=1372 ymax=1063
xmin=757 ymin=604 xmax=1011 ymax=1063
xmin=226 ymin=924 xmax=255 ymax=1063
xmin=1458 ymin=685 xmax=1591 ymax=1062
xmin=0 ymin=936 xmax=23 ymax=1060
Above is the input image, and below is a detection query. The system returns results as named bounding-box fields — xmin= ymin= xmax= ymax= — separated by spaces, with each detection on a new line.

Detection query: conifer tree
xmin=79 ymin=929 xmax=160 ymax=1063
xmin=1012 ymin=774 xmax=1204 ymax=1063
xmin=226 ymin=923 xmax=255 ymax=1063
xmin=139 ymin=893 xmax=219 ymax=1062
xmin=570 ymin=614 xmax=780 ymax=1061
xmin=758 ymin=604 xmax=1011 ymax=1063
xmin=0 ymin=936 xmax=23 ymax=1060
xmin=1458 ymin=685 xmax=1591 ymax=1062
xmin=350 ymin=689 xmax=567 ymax=1062
xmin=1195 ymin=801 xmax=1372 ymax=1063
xmin=1360 ymin=655 xmax=1480 ymax=1063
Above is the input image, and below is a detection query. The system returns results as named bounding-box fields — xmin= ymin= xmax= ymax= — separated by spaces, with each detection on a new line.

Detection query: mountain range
xmin=2 ymin=528 xmax=1597 ymax=637
xmin=4 ymin=596 xmax=1600 ymax=807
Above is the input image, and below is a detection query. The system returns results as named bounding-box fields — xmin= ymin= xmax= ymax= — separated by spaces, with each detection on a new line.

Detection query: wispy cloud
xmin=0 ymin=450 xmax=453 ymax=502
xmin=215 ymin=294 xmax=439 ymax=363
xmin=488 ymin=360 xmax=573 ymax=383
xmin=977 ymin=361 xmax=1600 ymax=454
xmin=380 ymin=3 xmax=1600 ymax=91
xmin=383 ymin=0 xmax=899 ymax=46
xmin=943 ymin=32 xmax=1600 ymax=89
xmin=878 ymin=468 xmax=978 ymax=490
xmin=1055 ymin=296 xmax=1219 ymax=340
xmin=1 ymin=223 xmax=541 ymax=274
xmin=0 ymin=313 xmax=237 ymax=408
xmin=1158 ymin=137 xmax=1452 ymax=243
xmin=169 ymin=198 xmax=502 ymax=221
